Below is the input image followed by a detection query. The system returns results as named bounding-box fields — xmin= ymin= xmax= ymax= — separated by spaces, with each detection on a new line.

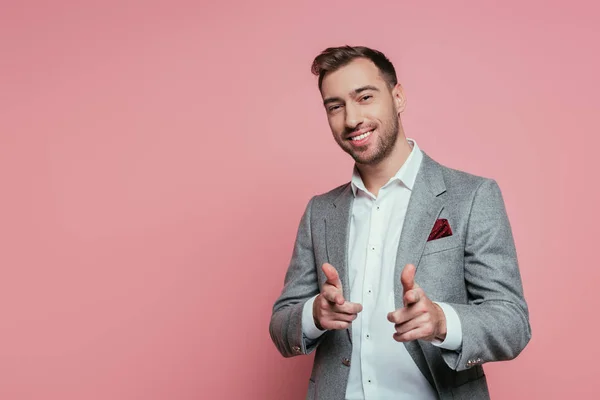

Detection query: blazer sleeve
xmin=441 ymin=179 xmax=532 ymax=371
xmin=269 ymin=196 xmax=326 ymax=357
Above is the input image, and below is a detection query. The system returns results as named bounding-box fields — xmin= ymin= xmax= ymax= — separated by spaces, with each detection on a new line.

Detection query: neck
xmin=356 ymin=132 xmax=413 ymax=197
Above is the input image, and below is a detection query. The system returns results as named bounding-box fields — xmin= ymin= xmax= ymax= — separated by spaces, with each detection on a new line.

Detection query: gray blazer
xmin=269 ymin=152 xmax=531 ymax=399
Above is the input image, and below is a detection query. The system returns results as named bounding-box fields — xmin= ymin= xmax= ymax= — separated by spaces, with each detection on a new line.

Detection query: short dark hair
xmin=311 ymin=45 xmax=398 ymax=91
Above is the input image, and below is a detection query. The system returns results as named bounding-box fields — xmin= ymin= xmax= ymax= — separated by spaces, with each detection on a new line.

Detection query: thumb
xmin=322 ymin=263 xmax=342 ymax=289
xmin=401 ymin=264 xmax=417 ymax=293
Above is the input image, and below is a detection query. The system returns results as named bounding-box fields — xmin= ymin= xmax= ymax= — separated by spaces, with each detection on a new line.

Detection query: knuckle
xmin=338 ymin=321 xmax=349 ymax=330
xmin=397 ymin=310 xmax=407 ymax=322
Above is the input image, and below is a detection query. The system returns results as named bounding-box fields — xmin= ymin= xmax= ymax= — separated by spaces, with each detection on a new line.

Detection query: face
xmin=320 ymin=58 xmax=405 ymax=166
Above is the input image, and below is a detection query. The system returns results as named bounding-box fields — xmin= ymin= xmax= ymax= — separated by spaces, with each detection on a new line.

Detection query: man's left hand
xmin=387 ymin=264 xmax=447 ymax=343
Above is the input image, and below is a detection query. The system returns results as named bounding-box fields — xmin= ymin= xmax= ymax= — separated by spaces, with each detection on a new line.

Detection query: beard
xmin=338 ymin=112 xmax=400 ymax=166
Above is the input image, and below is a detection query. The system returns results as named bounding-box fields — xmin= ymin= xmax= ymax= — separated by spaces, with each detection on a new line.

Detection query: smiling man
xmin=269 ymin=45 xmax=531 ymax=400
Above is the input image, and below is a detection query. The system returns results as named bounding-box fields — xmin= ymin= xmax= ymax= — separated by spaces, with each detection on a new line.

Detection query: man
xmin=269 ymin=45 xmax=531 ymax=400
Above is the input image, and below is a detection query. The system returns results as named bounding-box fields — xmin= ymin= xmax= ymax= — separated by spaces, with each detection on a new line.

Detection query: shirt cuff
xmin=302 ymin=294 xmax=328 ymax=340
xmin=431 ymin=302 xmax=463 ymax=351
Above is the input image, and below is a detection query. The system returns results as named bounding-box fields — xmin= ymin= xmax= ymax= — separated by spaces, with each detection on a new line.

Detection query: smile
xmin=350 ymin=130 xmax=374 ymax=141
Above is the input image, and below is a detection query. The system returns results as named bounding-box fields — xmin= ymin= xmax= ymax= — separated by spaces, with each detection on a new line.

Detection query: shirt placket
xmin=361 ymin=192 xmax=386 ymax=398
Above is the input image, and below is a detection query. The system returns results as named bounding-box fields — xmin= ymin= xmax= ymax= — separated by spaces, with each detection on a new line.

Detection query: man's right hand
xmin=313 ymin=263 xmax=363 ymax=330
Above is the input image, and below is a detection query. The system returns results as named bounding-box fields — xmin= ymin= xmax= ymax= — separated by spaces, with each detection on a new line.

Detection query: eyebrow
xmin=323 ymin=85 xmax=380 ymax=106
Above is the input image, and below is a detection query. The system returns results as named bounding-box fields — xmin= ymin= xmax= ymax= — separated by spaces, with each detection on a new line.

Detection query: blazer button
xmin=342 ymin=358 xmax=351 ymax=367
xmin=292 ymin=346 xmax=301 ymax=354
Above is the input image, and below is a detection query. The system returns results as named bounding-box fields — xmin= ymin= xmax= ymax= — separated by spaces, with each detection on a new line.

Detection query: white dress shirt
xmin=302 ymin=139 xmax=462 ymax=399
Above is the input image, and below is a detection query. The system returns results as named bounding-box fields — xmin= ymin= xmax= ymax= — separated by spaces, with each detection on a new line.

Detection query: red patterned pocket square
xmin=427 ymin=219 xmax=453 ymax=242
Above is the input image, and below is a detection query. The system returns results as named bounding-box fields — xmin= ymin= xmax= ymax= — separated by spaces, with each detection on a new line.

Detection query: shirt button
xmin=366 ymin=334 xmax=370 ymax=339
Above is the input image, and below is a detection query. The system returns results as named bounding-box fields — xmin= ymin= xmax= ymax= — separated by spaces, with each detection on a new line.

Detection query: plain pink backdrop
xmin=1 ymin=1 xmax=598 ymax=399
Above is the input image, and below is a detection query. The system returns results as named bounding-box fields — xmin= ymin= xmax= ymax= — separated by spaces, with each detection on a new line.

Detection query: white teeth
xmin=351 ymin=130 xmax=373 ymax=141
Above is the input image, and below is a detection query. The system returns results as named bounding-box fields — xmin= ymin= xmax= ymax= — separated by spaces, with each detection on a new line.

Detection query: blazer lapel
xmin=325 ymin=184 xmax=354 ymax=343
xmin=394 ymin=152 xmax=447 ymax=388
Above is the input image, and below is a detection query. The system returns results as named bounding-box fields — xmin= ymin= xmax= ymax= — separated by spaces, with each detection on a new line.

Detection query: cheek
xmin=328 ymin=116 xmax=344 ymax=135
xmin=361 ymin=105 xmax=384 ymax=123
xmin=371 ymin=101 xmax=395 ymax=120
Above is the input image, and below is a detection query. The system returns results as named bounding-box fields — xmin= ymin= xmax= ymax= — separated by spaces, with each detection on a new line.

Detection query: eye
xmin=360 ymin=95 xmax=373 ymax=101
xmin=328 ymin=105 xmax=342 ymax=112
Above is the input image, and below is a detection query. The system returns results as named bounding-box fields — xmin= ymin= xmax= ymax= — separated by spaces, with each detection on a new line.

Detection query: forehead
xmin=320 ymin=58 xmax=386 ymax=98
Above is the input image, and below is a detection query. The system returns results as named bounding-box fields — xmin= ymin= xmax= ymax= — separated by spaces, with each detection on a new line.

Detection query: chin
xmin=351 ymin=152 xmax=377 ymax=165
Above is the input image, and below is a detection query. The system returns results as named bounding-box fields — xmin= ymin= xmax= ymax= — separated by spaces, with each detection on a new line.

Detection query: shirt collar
xmin=350 ymin=138 xmax=423 ymax=197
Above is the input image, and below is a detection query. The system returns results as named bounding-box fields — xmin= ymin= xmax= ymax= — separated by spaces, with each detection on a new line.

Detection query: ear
xmin=392 ymin=83 xmax=406 ymax=114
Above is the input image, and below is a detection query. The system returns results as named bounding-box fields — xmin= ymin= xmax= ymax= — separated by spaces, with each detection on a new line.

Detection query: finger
xmin=322 ymin=263 xmax=343 ymax=289
xmin=387 ymin=308 xmax=411 ymax=325
xmin=320 ymin=320 xmax=351 ymax=331
xmin=333 ymin=321 xmax=351 ymax=330
xmin=393 ymin=325 xmax=435 ymax=342
xmin=394 ymin=313 xmax=428 ymax=336
xmin=334 ymin=292 xmax=345 ymax=305
xmin=401 ymin=264 xmax=416 ymax=295
xmin=330 ymin=313 xmax=359 ymax=323
xmin=403 ymin=288 xmax=421 ymax=305
xmin=334 ymin=301 xmax=363 ymax=315
xmin=321 ymin=287 xmax=344 ymax=305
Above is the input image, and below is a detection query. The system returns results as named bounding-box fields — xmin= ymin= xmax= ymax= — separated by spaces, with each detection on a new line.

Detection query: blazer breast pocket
xmin=422 ymin=235 xmax=462 ymax=256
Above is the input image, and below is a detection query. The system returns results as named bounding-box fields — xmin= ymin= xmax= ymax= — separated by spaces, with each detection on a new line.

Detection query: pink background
xmin=1 ymin=1 xmax=598 ymax=399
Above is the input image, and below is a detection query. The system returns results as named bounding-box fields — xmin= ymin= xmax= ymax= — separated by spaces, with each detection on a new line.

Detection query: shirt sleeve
xmin=431 ymin=301 xmax=463 ymax=351
xmin=302 ymin=294 xmax=328 ymax=340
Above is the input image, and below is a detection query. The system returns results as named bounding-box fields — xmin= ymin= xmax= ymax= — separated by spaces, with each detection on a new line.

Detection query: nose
xmin=344 ymin=103 xmax=363 ymax=131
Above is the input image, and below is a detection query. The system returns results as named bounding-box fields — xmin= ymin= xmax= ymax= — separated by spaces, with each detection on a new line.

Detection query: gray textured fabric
xmin=269 ymin=152 xmax=531 ymax=400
